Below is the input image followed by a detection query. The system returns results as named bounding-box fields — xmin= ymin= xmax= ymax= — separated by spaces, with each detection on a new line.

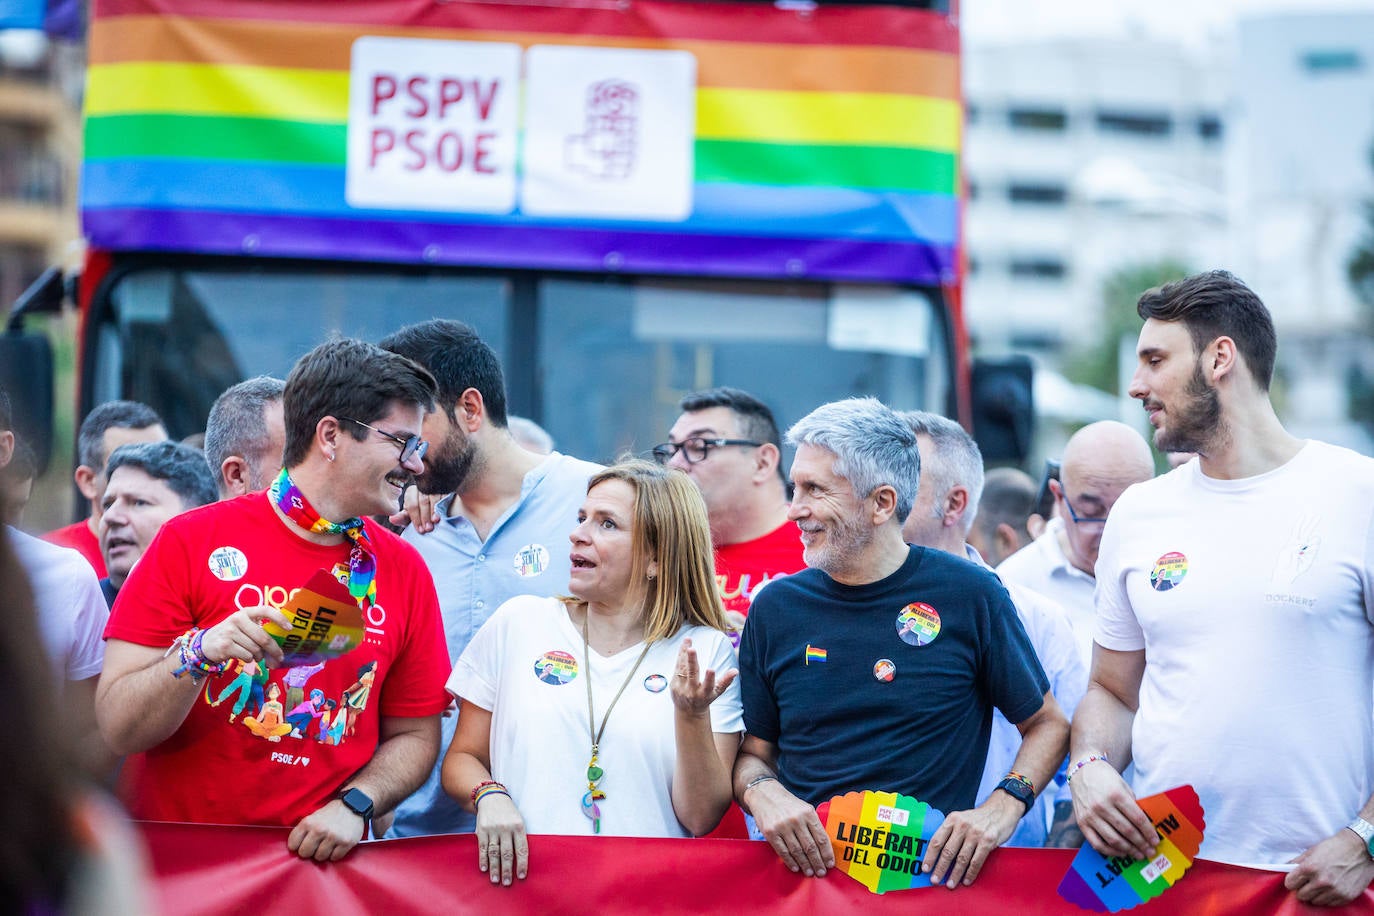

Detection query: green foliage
xmin=1064 ymin=260 xmax=1192 ymax=395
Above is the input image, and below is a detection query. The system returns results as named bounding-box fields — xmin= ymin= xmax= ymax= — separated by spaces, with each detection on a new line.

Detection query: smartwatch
xmin=995 ymin=776 xmax=1035 ymax=817
xmin=1345 ymin=817 xmax=1374 ymax=861
xmin=340 ymin=787 xmax=375 ymax=824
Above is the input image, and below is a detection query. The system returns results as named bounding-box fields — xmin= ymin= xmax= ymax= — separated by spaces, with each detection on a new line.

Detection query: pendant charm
xmin=581 ymin=790 xmax=604 ymax=833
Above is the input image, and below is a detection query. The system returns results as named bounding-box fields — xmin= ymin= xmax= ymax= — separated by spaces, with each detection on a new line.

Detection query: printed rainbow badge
xmin=1058 ymin=785 xmax=1206 ymax=912
xmin=818 ymin=790 xmax=944 ymax=894
xmin=262 ymin=569 xmax=367 ymax=666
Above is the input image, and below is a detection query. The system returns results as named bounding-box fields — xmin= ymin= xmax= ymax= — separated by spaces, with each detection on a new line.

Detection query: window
xmin=1007 ymin=183 xmax=1067 ymax=205
xmin=1197 ymin=115 xmax=1222 ymax=141
xmin=1008 ymin=108 xmax=1067 ymax=131
xmin=1095 ymin=110 xmax=1172 ymax=137
xmin=1302 ymin=50 xmax=1362 ymax=74
xmin=1009 ymin=258 xmax=1067 ymax=280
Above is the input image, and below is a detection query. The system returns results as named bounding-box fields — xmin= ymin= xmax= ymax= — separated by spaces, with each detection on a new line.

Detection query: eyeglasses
xmin=342 ymin=417 xmax=428 ymax=465
xmin=650 ymin=437 xmax=763 ymax=465
xmin=1055 ymin=482 xmax=1108 ymax=526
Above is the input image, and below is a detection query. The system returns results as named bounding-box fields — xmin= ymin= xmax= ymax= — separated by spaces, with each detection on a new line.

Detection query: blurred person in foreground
xmin=442 ymin=460 xmax=743 ymax=885
xmin=0 ymin=527 xmax=150 ymax=913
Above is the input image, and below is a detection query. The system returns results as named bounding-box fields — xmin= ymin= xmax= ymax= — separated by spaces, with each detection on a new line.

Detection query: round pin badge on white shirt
xmin=207 ymin=546 xmax=248 ymax=581
xmin=513 ymin=543 xmax=550 ymax=577
xmin=644 ymin=674 xmax=667 ymax=693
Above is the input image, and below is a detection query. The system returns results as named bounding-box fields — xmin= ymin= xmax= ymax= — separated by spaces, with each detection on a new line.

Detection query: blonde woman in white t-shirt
xmin=441 ymin=459 xmax=743 ymax=887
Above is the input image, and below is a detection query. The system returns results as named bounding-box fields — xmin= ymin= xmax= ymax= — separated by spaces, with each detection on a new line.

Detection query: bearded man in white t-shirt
xmin=1069 ymin=269 xmax=1374 ymax=907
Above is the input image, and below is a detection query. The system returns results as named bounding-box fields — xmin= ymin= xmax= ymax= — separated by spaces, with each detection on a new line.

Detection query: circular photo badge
xmin=1150 ymin=552 xmax=1188 ymax=592
xmin=895 ymin=603 xmax=942 ymax=647
xmin=643 ymin=674 xmax=668 ymax=693
xmin=533 ymin=650 xmax=578 ymax=685
xmin=873 ymin=658 xmax=896 ymax=682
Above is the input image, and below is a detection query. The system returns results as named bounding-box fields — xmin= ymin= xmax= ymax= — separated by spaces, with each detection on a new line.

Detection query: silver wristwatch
xmin=1345 ymin=816 xmax=1374 ymax=861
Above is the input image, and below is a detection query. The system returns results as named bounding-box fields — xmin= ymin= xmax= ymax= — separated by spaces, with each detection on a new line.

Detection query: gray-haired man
xmin=734 ymin=397 xmax=1068 ymax=888
xmin=204 ymin=376 xmax=287 ymax=499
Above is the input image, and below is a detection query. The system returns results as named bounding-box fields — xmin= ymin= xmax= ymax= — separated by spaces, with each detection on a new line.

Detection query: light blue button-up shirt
xmin=387 ymin=451 xmax=601 ymax=837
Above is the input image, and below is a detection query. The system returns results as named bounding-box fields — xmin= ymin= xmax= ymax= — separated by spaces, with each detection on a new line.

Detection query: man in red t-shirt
xmin=656 ymin=387 xmax=805 ymax=627
xmin=45 ymin=400 xmax=167 ymax=576
xmin=97 ymin=339 xmax=451 ymax=861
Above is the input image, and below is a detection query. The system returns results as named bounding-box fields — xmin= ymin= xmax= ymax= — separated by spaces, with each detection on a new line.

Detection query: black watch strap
xmin=340 ymin=787 xmax=375 ymax=822
xmin=995 ymin=777 xmax=1035 ymax=817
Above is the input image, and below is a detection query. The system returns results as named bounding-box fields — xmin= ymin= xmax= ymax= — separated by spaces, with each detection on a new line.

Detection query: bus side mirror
xmin=2 ymin=267 xmax=65 ymax=476
xmin=971 ymin=356 xmax=1034 ymax=466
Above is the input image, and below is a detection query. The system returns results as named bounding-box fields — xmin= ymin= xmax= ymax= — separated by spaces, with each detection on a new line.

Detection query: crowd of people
xmin=3 ymin=269 xmax=1373 ymax=908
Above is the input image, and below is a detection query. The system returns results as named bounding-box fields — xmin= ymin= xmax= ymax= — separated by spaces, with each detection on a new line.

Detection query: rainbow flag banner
xmin=82 ymin=0 xmax=961 ymax=284
xmin=819 ymin=790 xmax=945 ymax=894
xmin=1058 ymin=785 xmax=1206 ymax=912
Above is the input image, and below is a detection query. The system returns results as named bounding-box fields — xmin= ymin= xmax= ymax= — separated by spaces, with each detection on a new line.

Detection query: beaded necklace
xmin=580 ymin=608 xmax=653 ymax=834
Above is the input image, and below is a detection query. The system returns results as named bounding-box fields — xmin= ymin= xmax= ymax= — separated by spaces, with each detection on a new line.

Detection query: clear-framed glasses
xmin=1055 ymin=482 xmax=1108 ymax=526
xmin=650 ymin=437 xmax=763 ymax=465
xmin=342 ymin=417 xmax=429 ymax=464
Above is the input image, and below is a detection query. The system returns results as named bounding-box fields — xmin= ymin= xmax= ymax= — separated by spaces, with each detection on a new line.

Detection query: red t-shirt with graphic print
xmin=104 ymin=492 xmax=450 ymax=827
xmin=713 ymin=521 xmax=806 ymax=616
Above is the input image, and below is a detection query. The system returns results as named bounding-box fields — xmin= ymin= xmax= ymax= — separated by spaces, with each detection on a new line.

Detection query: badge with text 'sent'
xmin=261 ymin=570 xmax=366 ymax=666
xmin=1057 ymin=785 xmax=1205 ymax=912
xmin=817 ymin=791 xmax=944 ymax=894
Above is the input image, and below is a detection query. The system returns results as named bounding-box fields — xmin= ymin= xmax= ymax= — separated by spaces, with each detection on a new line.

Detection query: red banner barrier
xmin=138 ymin=821 xmax=1374 ymax=915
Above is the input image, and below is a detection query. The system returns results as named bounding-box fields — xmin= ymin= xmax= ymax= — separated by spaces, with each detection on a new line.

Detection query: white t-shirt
xmin=8 ymin=526 xmax=108 ymax=680
xmin=449 ymin=595 xmax=744 ymax=838
xmin=996 ymin=518 xmax=1097 ymax=666
xmin=1095 ymin=442 xmax=1374 ymax=866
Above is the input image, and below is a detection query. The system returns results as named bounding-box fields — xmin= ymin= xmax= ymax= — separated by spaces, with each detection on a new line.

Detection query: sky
xmin=964 ymin=0 xmax=1374 ymax=47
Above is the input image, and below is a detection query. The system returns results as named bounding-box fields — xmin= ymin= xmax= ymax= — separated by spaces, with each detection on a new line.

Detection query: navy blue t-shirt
xmin=739 ymin=545 xmax=1049 ymax=815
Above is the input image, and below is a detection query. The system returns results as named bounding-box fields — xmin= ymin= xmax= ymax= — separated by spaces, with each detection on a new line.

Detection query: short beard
xmin=1155 ymin=362 xmax=1223 ymax=454
xmin=415 ymin=429 xmax=476 ymax=495
xmin=806 ymin=513 xmax=875 ymax=578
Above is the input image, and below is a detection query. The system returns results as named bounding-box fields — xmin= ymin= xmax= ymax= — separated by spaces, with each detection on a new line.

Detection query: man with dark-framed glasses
xmin=657 ymin=387 xmax=805 ymax=630
xmin=997 ymin=420 xmax=1153 ymax=666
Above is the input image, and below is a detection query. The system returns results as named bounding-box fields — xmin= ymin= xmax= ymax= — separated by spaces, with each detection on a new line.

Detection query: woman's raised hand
xmin=670 ymin=638 xmax=737 ymax=717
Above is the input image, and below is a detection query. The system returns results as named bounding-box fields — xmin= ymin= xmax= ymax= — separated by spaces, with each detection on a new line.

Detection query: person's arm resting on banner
xmin=288 ymin=713 xmax=440 ymax=862
xmin=734 ymin=735 xmax=835 ymax=878
xmin=922 ymin=692 xmax=1069 ymax=889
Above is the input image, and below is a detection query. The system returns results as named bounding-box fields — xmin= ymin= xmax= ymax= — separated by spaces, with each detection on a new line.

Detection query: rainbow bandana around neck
xmin=269 ymin=468 xmax=377 ymax=609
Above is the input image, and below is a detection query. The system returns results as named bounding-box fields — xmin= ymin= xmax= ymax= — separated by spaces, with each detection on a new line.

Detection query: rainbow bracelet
xmin=170 ymin=627 xmax=229 ymax=682
xmin=1066 ymin=753 xmax=1110 ymax=783
xmin=472 ymin=782 xmax=511 ymax=809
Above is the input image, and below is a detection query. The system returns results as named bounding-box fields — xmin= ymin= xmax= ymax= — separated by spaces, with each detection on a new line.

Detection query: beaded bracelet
xmin=170 ymin=627 xmax=230 ymax=682
xmin=1066 ymin=753 xmax=1110 ymax=783
xmin=472 ymin=783 xmax=511 ymax=808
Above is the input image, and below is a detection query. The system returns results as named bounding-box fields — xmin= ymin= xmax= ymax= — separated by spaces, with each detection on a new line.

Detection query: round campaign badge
xmin=895 ymin=603 xmax=941 ymax=647
xmin=514 ymin=544 xmax=551 ymax=578
xmin=534 ymin=650 xmax=579 ymax=685
xmin=1150 ymin=552 xmax=1188 ymax=592
xmin=873 ymin=658 xmax=896 ymax=682
xmin=643 ymin=674 xmax=668 ymax=693
xmin=207 ymin=546 xmax=248 ymax=582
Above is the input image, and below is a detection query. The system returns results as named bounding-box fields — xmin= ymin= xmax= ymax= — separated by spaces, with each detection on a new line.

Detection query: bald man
xmin=997 ymin=421 xmax=1154 ymax=665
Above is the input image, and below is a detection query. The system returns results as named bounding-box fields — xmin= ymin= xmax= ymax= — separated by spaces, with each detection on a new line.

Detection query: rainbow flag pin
xmin=805 ymin=644 xmax=827 ymax=665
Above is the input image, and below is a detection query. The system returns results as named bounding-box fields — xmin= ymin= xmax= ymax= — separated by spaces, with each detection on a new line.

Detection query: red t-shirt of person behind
xmin=713 ymin=521 xmax=806 ymax=616
xmin=104 ymin=493 xmax=450 ymax=828
xmin=43 ymin=520 xmax=106 ymax=577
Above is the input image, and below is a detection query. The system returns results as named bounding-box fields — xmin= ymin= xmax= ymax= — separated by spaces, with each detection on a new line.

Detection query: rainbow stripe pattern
xmin=1058 ymin=785 xmax=1206 ymax=912
xmin=821 ymin=790 xmax=944 ymax=894
xmin=804 ymin=644 xmax=827 ymax=665
xmin=82 ymin=0 xmax=960 ymax=283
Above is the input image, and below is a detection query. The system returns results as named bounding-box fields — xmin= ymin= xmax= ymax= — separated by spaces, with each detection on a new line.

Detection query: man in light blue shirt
xmin=380 ymin=320 xmax=600 ymax=837
xmin=900 ymin=411 xmax=1086 ymax=847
